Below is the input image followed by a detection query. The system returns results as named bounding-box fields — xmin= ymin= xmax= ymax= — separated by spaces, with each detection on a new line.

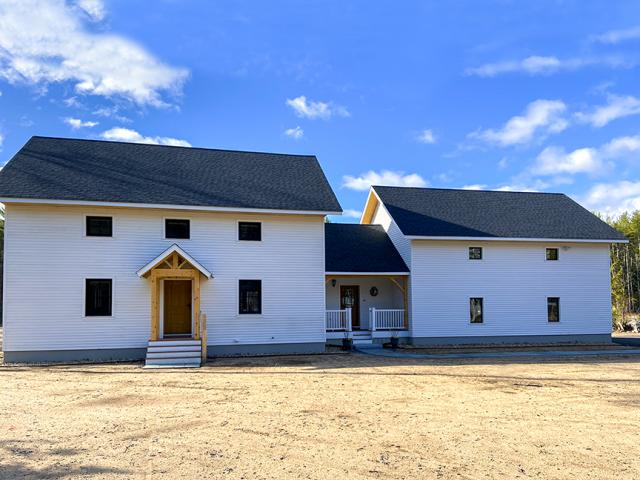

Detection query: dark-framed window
xmin=239 ymin=222 xmax=262 ymax=241
xmin=547 ymin=297 xmax=560 ymax=322
xmin=239 ymin=280 xmax=262 ymax=314
xmin=470 ymin=298 xmax=483 ymax=324
xmin=546 ymin=248 xmax=559 ymax=261
xmin=86 ymin=216 xmax=112 ymax=237
xmin=85 ymin=279 xmax=112 ymax=316
xmin=469 ymin=247 xmax=483 ymax=260
xmin=165 ymin=219 xmax=190 ymax=239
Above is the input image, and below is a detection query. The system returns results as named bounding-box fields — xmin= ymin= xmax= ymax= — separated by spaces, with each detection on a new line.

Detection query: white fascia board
xmin=0 ymin=197 xmax=341 ymax=216
xmin=406 ymin=235 xmax=628 ymax=244
xmin=137 ymin=244 xmax=213 ymax=278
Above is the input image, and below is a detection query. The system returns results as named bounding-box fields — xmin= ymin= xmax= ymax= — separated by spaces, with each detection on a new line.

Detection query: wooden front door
xmin=340 ymin=285 xmax=360 ymax=329
xmin=163 ymin=280 xmax=192 ymax=336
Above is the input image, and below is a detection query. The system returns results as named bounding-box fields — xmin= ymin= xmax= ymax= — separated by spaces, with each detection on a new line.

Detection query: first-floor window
xmin=85 ymin=279 xmax=112 ymax=316
xmin=547 ymin=297 xmax=560 ymax=322
xmin=239 ymin=280 xmax=261 ymax=314
xmin=470 ymin=297 xmax=483 ymax=323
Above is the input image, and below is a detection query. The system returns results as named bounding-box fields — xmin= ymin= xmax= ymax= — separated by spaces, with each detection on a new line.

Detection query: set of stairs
xmin=144 ymin=339 xmax=202 ymax=368
xmin=352 ymin=330 xmax=373 ymax=346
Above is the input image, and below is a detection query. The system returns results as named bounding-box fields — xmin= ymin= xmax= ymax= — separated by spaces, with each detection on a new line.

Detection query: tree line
xmin=607 ymin=211 xmax=640 ymax=330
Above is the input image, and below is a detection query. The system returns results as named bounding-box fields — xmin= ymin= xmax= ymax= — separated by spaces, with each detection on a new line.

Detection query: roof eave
xmin=405 ymin=235 xmax=628 ymax=244
xmin=0 ymin=197 xmax=342 ymax=216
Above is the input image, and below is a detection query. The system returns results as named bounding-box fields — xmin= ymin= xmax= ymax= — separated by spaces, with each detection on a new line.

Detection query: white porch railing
xmin=370 ymin=308 xmax=406 ymax=331
xmin=326 ymin=308 xmax=352 ymax=331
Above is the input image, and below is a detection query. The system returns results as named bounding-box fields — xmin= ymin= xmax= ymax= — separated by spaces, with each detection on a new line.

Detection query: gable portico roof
xmin=137 ymin=244 xmax=213 ymax=278
xmin=365 ymin=186 xmax=627 ymax=243
xmin=0 ymin=136 xmax=342 ymax=214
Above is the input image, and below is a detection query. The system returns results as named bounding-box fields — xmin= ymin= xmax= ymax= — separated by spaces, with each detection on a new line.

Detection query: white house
xmin=0 ymin=136 xmax=627 ymax=365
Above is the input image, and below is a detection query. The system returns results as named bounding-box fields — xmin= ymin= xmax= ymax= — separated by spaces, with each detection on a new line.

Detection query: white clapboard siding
xmin=3 ymin=204 xmax=326 ymax=351
xmin=370 ymin=203 xmax=411 ymax=267
xmin=410 ymin=240 xmax=612 ymax=338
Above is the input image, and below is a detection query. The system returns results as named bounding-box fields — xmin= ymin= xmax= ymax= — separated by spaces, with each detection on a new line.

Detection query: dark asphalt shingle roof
xmin=325 ymin=223 xmax=409 ymax=272
xmin=0 ymin=136 xmax=342 ymax=212
xmin=373 ymin=186 xmax=626 ymax=241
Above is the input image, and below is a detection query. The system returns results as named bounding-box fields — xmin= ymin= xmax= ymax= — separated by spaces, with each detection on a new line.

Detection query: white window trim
xmin=545 ymin=247 xmax=560 ymax=261
xmin=236 ymin=278 xmax=264 ymax=317
xmin=83 ymin=213 xmax=115 ymax=239
xmin=237 ymin=220 xmax=263 ymax=243
xmin=83 ymin=277 xmax=115 ymax=318
xmin=164 ymin=216 xmax=192 ymax=241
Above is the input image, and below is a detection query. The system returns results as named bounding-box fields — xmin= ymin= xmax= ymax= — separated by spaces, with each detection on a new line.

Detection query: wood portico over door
xmin=137 ymin=244 xmax=213 ymax=341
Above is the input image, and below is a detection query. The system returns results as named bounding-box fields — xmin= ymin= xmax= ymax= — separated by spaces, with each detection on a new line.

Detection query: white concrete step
xmin=353 ymin=338 xmax=373 ymax=345
xmin=145 ymin=357 xmax=201 ymax=366
xmin=147 ymin=345 xmax=201 ymax=354
xmin=148 ymin=340 xmax=200 ymax=347
xmin=146 ymin=351 xmax=202 ymax=359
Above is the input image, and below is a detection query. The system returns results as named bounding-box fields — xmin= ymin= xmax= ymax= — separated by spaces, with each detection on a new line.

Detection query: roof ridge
xmin=29 ymin=135 xmax=318 ymax=158
xmin=372 ymin=185 xmax=566 ymax=196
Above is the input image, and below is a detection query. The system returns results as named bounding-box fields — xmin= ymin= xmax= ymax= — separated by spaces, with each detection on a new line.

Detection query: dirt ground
xmin=1 ymin=352 xmax=640 ymax=480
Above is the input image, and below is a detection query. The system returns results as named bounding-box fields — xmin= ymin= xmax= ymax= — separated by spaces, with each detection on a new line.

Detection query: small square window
xmin=239 ymin=280 xmax=262 ymax=314
xmin=85 ymin=279 xmax=112 ymax=316
xmin=165 ymin=219 xmax=190 ymax=239
xmin=470 ymin=298 xmax=483 ymax=324
xmin=86 ymin=216 xmax=112 ymax=237
xmin=548 ymin=297 xmax=560 ymax=322
xmin=239 ymin=222 xmax=261 ymax=241
xmin=546 ymin=248 xmax=559 ymax=261
xmin=469 ymin=247 xmax=483 ymax=260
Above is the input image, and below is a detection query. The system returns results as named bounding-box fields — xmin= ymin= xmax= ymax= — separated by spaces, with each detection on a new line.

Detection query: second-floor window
xmin=239 ymin=222 xmax=261 ymax=241
xmin=165 ymin=219 xmax=190 ymax=239
xmin=546 ymin=248 xmax=559 ymax=261
xmin=469 ymin=247 xmax=483 ymax=260
xmin=86 ymin=216 xmax=112 ymax=237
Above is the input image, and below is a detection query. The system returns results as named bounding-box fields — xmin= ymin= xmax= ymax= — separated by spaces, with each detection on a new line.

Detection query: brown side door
xmin=340 ymin=285 xmax=360 ymax=330
xmin=164 ymin=280 xmax=192 ymax=336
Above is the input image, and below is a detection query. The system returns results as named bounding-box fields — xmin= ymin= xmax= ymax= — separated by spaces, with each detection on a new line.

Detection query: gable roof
xmin=0 ymin=136 xmax=342 ymax=214
xmin=325 ymin=223 xmax=409 ymax=273
xmin=136 ymin=244 xmax=213 ymax=278
xmin=371 ymin=186 xmax=627 ymax=242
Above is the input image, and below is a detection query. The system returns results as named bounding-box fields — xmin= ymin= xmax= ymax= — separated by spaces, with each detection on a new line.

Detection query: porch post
xmin=371 ymin=307 xmax=376 ymax=332
xmin=193 ymin=272 xmax=201 ymax=340
xmin=403 ymin=276 xmax=409 ymax=329
xmin=150 ymin=272 xmax=159 ymax=341
xmin=346 ymin=307 xmax=352 ymax=332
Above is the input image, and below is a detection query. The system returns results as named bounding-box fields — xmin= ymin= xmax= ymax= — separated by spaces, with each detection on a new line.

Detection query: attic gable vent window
xmin=165 ymin=219 xmax=190 ymax=239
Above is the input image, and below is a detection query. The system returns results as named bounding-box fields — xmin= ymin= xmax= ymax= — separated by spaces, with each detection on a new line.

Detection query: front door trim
xmin=162 ymin=279 xmax=193 ymax=338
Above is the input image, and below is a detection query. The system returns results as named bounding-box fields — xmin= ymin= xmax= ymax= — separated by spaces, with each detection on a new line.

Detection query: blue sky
xmin=1 ymin=0 xmax=640 ymax=220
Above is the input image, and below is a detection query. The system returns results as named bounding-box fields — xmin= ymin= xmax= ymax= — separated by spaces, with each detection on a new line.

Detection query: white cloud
xmin=0 ymin=131 xmax=4 ymax=148
xmin=575 ymin=94 xmax=640 ymax=127
xmin=284 ymin=126 xmax=304 ymax=140
xmin=285 ymin=96 xmax=349 ymax=120
xmin=592 ymin=26 xmax=640 ymax=45
xmin=0 ymin=0 xmax=188 ymax=107
xmin=75 ymin=0 xmax=106 ymax=22
xmin=461 ymin=184 xmax=488 ymax=190
xmin=602 ymin=134 xmax=640 ymax=156
xmin=531 ymin=146 xmax=604 ymax=176
xmin=100 ymin=127 xmax=191 ymax=147
xmin=469 ymin=99 xmax=567 ymax=147
xmin=342 ymin=170 xmax=428 ymax=191
xmin=498 ymin=157 xmax=509 ymax=169
xmin=466 ymin=55 xmax=633 ymax=77
xmin=581 ymin=181 xmax=640 ymax=217
xmin=343 ymin=209 xmax=363 ymax=219
xmin=63 ymin=117 xmax=98 ymax=129
xmin=416 ymin=129 xmax=436 ymax=144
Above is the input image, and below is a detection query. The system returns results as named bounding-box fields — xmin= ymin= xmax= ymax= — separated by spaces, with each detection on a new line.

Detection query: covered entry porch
xmin=325 ymin=273 xmax=409 ymax=340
